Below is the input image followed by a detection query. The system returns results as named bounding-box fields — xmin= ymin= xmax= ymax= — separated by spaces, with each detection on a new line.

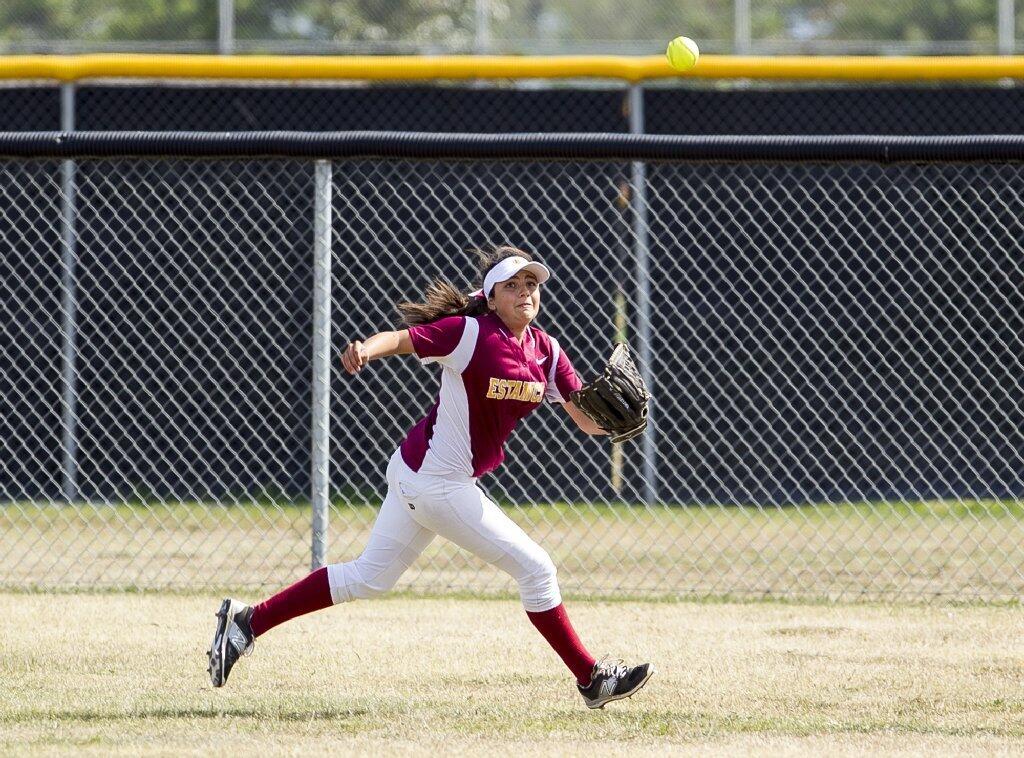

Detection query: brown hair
xmin=397 ymin=245 xmax=537 ymax=326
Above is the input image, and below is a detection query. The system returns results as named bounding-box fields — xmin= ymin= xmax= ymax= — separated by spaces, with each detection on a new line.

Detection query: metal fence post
xmin=218 ymin=0 xmax=235 ymax=55
xmin=999 ymin=0 xmax=1015 ymax=54
xmin=60 ymin=83 xmax=79 ymax=504
xmin=311 ymin=160 xmax=332 ymax=570
xmin=628 ymin=85 xmax=658 ymax=506
xmin=475 ymin=0 xmax=491 ymax=53
xmin=735 ymin=0 xmax=752 ymax=54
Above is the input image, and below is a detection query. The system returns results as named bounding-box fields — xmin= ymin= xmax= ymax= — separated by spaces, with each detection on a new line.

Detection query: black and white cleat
xmin=577 ymin=656 xmax=654 ymax=710
xmin=207 ymin=598 xmax=254 ymax=687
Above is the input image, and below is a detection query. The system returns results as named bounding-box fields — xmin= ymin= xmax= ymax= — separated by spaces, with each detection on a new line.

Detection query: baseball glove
xmin=569 ymin=342 xmax=650 ymax=443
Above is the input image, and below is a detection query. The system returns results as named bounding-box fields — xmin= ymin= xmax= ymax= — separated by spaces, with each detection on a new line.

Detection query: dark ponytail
xmin=395 ymin=277 xmax=489 ymax=326
xmin=396 ymin=244 xmax=536 ymax=327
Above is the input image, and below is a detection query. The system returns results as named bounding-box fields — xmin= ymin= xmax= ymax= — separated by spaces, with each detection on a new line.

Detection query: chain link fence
xmin=6 ymin=82 xmax=1024 ymax=137
xmin=3 ymin=141 xmax=1024 ymax=601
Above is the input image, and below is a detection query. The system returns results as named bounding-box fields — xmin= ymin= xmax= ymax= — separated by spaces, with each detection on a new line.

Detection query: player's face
xmin=489 ymin=270 xmax=541 ymax=326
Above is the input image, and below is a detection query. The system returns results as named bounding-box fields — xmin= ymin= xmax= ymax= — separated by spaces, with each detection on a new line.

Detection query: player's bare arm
xmin=340 ymin=330 xmax=414 ymax=374
xmin=563 ymin=399 xmax=609 ymax=436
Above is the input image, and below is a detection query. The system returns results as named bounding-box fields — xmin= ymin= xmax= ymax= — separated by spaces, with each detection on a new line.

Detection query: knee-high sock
xmin=250 ymin=566 xmax=332 ymax=638
xmin=526 ymin=603 xmax=596 ymax=685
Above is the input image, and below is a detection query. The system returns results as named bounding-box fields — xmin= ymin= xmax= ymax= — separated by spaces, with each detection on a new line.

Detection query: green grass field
xmin=3 ymin=499 xmax=1024 ymax=602
xmin=2 ymin=593 xmax=1023 ymax=756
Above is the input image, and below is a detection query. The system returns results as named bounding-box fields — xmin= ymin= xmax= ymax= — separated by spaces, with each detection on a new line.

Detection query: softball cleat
xmin=207 ymin=597 xmax=254 ymax=687
xmin=577 ymin=656 xmax=654 ymax=709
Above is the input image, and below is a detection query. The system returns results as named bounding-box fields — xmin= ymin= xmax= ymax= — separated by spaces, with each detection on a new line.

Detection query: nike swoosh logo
xmin=536 ymin=356 xmax=548 ymax=365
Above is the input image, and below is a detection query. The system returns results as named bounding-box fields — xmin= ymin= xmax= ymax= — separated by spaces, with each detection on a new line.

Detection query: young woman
xmin=207 ymin=246 xmax=654 ymax=709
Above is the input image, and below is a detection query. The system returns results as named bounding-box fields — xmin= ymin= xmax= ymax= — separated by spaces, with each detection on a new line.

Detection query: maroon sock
xmin=526 ymin=603 xmax=597 ymax=686
xmin=249 ymin=566 xmax=333 ymax=637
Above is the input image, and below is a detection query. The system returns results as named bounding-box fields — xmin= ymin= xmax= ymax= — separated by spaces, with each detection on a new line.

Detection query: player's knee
xmin=532 ymin=550 xmax=558 ymax=583
xmin=327 ymin=556 xmax=400 ymax=602
xmin=516 ymin=548 xmax=560 ymax=611
xmin=356 ymin=575 xmax=395 ymax=599
xmin=350 ymin=560 xmax=397 ymax=599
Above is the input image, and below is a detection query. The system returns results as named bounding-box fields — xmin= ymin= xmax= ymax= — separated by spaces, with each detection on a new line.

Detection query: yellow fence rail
xmin=2 ymin=53 xmax=1024 ymax=83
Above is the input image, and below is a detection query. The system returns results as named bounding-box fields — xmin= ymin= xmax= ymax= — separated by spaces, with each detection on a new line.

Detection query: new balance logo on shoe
xmin=207 ymin=598 xmax=254 ymax=688
xmin=228 ymin=626 xmax=248 ymax=649
xmin=577 ymin=657 xmax=654 ymax=710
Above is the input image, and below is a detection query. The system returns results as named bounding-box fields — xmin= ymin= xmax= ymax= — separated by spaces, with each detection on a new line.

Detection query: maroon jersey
xmin=400 ymin=311 xmax=583 ymax=478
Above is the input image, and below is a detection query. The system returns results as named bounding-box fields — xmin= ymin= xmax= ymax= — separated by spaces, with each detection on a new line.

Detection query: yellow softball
xmin=666 ymin=36 xmax=700 ymax=72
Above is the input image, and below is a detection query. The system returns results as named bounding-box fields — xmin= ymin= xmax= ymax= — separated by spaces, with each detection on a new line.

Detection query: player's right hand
xmin=341 ymin=340 xmax=369 ymax=375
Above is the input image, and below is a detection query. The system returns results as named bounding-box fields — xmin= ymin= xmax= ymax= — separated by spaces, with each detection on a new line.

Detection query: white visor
xmin=473 ymin=256 xmax=551 ymax=299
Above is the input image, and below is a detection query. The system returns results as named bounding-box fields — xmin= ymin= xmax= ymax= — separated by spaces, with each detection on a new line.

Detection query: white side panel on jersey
xmin=543 ymin=335 xmax=566 ymax=404
xmin=418 ymin=315 xmax=477 ymax=370
xmin=418 ymin=317 xmax=480 ymax=478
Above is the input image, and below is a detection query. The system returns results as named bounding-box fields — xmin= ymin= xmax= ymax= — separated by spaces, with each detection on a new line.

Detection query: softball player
xmin=207 ymin=246 xmax=653 ymax=709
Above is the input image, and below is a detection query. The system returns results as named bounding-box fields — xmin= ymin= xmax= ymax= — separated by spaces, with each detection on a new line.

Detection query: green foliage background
xmin=0 ymin=1 xmax=1011 ymax=53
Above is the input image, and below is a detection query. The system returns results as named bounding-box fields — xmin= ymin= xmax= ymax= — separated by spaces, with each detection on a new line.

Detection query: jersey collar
xmin=488 ymin=311 xmax=533 ymax=348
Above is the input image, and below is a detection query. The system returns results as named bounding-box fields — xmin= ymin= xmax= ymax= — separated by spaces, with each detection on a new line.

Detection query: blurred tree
xmin=237 ymin=0 xmax=475 ymax=49
xmin=493 ymin=0 xmax=732 ymax=52
xmin=0 ymin=0 xmax=1005 ymax=52
xmin=838 ymin=0 xmax=996 ymax=44
xmin=0 ymin=0 xmax=214 ymax=43
xmin=0 ymin=0 xmax=477 ymax=49
xmin=753 ymin=0 xmax=997 ymax=47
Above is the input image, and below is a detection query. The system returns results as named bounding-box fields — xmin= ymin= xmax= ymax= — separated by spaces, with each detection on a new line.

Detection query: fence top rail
xmin=4 ymin=54 xmax=1024 ymax=83
xmin=3 ymin=132 xmax=1024 ymax=162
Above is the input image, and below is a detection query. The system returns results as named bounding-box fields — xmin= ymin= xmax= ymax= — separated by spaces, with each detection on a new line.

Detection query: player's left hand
xmin=569 ymin=342 xmax=650 ymax=442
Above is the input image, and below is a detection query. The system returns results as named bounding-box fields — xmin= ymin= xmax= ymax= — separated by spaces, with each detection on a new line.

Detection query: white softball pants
xmin=326 ymin=449 xmax=562 ymax=612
